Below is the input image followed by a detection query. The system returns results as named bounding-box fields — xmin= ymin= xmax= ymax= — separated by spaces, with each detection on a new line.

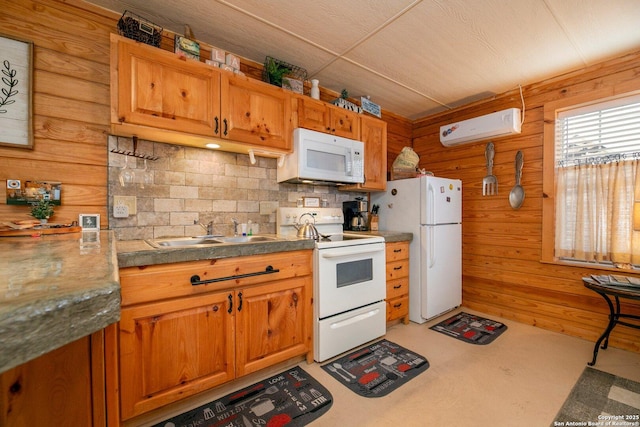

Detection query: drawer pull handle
xmin=227 ymin=294 xmax=233 ymax=313
xmin=394 ymin=249 xmax=402 ymax=253
xmin=214 ymin=117 xmax=219 ymax=134
xmin=237 ymin=292 xmax=243 ymax=312
xmin=393 ymin=284 xmax=402 ymax=289
xmin=393 ymin=303 xmax=402 ymax=308
xmin=394 ymin=266 xmax=403 ymax=270
xmin=190 ymin=265 xmax=279 ymax=286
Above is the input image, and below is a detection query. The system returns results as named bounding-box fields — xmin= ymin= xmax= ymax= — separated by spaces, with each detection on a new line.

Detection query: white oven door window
xmin=316 ymin=243 xmax=385 ymax=319
xmin=336 ymin=258 xmax=372 ymax=287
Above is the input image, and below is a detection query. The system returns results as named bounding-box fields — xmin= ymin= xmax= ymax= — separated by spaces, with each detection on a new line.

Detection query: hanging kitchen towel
xmin=429 ymin=311 xmax=508 ymax=345
xmin=321 ymin=339 xmax=429 ymax=398
xmin=152 ymin=366 xmax=332 ymax=427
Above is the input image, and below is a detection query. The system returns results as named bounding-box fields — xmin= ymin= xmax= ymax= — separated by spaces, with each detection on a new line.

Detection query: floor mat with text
xmin=429 ymin=311 xmax=508 ymax=345
xmin=153 ymin=366 xmax=332 ymax=427
xmin=321 ymin=339 xmax=429 ymax=398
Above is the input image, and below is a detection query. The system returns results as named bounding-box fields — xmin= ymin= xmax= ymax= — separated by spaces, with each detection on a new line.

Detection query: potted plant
xmin=30 ymin=199 xmax=54 ymax=223
xmin=264 ymin=57 xmax=292 ymax=88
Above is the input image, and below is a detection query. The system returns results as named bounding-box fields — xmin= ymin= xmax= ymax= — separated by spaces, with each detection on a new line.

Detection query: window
xmin=543 ymin=92 xmax=640 ymax=269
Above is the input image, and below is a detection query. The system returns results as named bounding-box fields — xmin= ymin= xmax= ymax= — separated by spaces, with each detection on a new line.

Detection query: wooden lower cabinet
xmin=0 ymin=332 xmax=106 ymax=427
xmin=118 ymin=292 xmax=235 ymax=419
xmin=108 ymin=250 xmax=313 ymax=423
xmin=386 ymin=241 xmax=410 ymax=324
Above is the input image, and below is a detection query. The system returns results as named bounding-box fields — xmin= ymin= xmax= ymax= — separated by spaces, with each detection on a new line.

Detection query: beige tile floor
xmin=303 ymin=309 xmax=640 ymax=427
xmin=138 ymin=309 xmax=640 ymax=427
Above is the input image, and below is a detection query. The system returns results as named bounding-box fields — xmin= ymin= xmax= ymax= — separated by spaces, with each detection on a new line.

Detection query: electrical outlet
xmin=113 ymin=195 xmax=136 ymax=216
xmin=113 ymin=204 xmax=129 ymax=218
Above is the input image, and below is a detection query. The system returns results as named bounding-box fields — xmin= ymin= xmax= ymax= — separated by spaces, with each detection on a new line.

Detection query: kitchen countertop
xmin=352 ymin=230 xmax=413 ymax=243
xmin=117 ymin=235 xmax=317 ymax=268
xmin=117 ymin=231 xmax=413 ymax=268
xmin=0 ymin=229 xmax=412 ymax=374
xmin=0 ymin=231 xmax=120 ymax=374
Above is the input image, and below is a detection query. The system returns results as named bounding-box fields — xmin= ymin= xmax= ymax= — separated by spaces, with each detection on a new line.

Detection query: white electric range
xmin=277 ymin=207 xmax=386 ymax=362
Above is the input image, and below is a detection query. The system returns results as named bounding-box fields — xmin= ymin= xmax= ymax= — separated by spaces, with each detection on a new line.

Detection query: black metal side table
xmin=582 ymin=277 xmax=640 ymax=366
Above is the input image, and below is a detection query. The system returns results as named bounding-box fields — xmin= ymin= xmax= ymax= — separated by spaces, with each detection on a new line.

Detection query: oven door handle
xmin=320 ymin=248 xmax=383 ymax=258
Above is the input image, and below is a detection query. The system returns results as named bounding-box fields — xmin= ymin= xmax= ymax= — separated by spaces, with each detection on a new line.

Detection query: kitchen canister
xmin=310 ymin=79 xmax=320 ymax=99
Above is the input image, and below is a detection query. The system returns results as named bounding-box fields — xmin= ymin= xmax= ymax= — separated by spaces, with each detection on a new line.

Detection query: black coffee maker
xmin=343 ymin=199 xmax=368 ymax=231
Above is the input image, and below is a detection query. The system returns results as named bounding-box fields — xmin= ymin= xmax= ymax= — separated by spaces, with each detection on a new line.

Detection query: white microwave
xmin=277 ymin=128 xmax=365 ymax=185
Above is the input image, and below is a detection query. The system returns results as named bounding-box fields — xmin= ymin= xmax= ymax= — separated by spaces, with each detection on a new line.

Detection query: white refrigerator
xmin=372 ymin=175 xmax=462 ymax=323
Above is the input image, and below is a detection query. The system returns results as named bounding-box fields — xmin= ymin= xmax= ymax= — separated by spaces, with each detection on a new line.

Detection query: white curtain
xmin=555 ymin=159 xmax=640 ymax=266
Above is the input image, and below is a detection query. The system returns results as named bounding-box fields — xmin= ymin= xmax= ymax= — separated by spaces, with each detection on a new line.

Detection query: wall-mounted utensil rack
xmin=110 ymin=136 xmax=159 ymax=161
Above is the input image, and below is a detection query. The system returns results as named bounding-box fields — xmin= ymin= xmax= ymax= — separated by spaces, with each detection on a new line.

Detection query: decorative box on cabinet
xmin=295 ymin=96 xmax=360 ymax=140
xmin=106 ymin=250 xmax=312 ymax=422
xmin=386 ymin=241 xmax=410 ymax=324
xmin=110 ymin=34 xmax=292 ymax=155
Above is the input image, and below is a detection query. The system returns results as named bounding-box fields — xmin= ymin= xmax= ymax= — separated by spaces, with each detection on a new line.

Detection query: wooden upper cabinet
xmin=110 ymin=34 xmax=293 ymax=154
xmin=330 ymin=107 xmax=361 ymax=139
xmin=114 ymin=35 xmax=219 ymax=136
xmin=296 ymin=97 xmax=330 ymax=133
xmin=340 ymin=115 xmax=388 ymax=192
xmin=221 ymin=75 xmax=293 ymax=152
xmin=296 ymin=96 xmax=360 ymax=140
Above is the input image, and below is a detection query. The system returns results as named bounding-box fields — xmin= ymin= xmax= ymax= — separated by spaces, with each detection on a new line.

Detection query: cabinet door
xmin=330 ymin=106 xmax=361 ymax=140
xmin=340 ymin=115 xmax=387 ymax=192
xmin=360 ymin=115 xmax=387 ymax=191
xmin=119 ymin=292 xmax=234 ymax=420
xmin=0 ymin=336 xmax=97 ymax=426
xmin=116 ymin=38 xmax=220 ymax=136
xmin=297 ymin=96 xmax=330 ymax=133
xmin=221 ymin=74 xmax=292 ymax=151
xmin=235 ymin=277 xmax=311 ymax=377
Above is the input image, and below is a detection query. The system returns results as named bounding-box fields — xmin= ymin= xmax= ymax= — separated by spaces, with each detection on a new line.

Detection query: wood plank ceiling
xmin=84 ymin=0 xmax=640 ymax=119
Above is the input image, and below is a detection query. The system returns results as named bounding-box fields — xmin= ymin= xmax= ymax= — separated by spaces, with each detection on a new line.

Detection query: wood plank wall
xmin=0 ymin=0 xmax=115 ymax=227
xmin=0 ymin=0 xmax=412 ymax=229
xmin=412 ymin=51 xmax=640 ymax=354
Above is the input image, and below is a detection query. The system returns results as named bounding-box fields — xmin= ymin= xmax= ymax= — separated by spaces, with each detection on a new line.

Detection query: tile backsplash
xmin=108 ymin=136 xmax=363 ymax=240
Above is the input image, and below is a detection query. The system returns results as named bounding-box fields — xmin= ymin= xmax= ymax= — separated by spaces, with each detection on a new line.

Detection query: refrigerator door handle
xmin=427 ymin=182 xmax=435 ymax=224
xmin=428 ymin=226 xmax=436 ymax=268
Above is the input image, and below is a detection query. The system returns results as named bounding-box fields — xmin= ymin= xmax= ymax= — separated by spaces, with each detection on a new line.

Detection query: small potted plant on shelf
xmin=264 ymin=57 xmax=292 ymax=88
xmin=30 ymin=199 xmax=54 ymax=224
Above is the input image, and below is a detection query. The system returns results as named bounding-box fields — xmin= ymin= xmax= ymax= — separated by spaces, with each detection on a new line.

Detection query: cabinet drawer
xmin=386 ymin=296 xmax=409 ymax=321
xmin=120 ymin=250 xmax=312 ymax=306
xmin=386 ymin=259 xmax=409 ymax=281
xmin=386 ymin=241 xmax=409 ymax=262
xmin=387 ymin=278 xmax=409 ymax=300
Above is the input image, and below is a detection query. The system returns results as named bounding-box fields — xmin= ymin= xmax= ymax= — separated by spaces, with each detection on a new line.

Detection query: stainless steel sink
xmin=219 ymin=235 xmax=278 ymax=243
xmin=146 ymin=235 xmax=280 ymax=248
xmin=146 ymin=237 xmax=224 ymax=248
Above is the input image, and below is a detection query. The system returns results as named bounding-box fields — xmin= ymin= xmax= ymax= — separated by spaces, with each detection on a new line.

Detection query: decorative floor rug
xmin=321 ymin=339 xmax=429 ymax=398
xmin=429 ymin=311 xmax=508 ymax=345
xmin=551 ymin=367 xmax=640 ymax=426
xmin=153 ymin=366 xmax=332 ymax=427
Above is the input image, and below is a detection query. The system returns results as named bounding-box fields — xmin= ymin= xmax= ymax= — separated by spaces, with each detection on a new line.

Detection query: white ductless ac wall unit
xmin=440 ymin=108 xmax=522 ymax=147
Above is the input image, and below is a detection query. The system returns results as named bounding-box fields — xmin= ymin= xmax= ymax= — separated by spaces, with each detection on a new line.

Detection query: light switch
xmin=113 ymin=195 xmax=136 ymax=216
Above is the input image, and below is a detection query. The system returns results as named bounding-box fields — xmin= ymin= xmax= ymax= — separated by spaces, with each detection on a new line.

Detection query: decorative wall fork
xmin=482 ymin=142 xmax=498 ymax=195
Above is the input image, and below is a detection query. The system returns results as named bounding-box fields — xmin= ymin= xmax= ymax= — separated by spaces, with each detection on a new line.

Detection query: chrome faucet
xmin=231 ymin=218 xmax=239 ymax=236
xmin=197 ymin=220 xmax=215 ymax=236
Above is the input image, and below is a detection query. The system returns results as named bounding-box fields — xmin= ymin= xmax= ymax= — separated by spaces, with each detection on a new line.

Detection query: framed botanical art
xmin=0 ymin=34 xmax=33 ymax=149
